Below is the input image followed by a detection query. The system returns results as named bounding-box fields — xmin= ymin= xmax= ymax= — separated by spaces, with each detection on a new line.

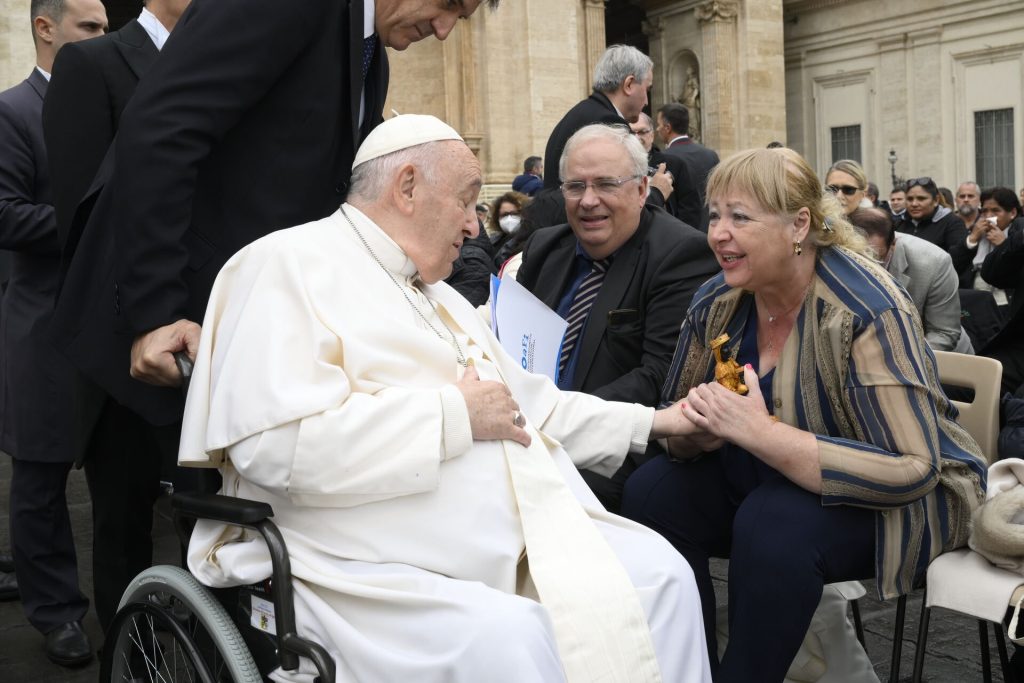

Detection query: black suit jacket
xmin=649 ymin=147 xmax=702 ymax=230
xmin=44 ymin=19 xmax=159 ymax=255
xmin=516 ymin=206 xmax=719 ymax=407
xmin=0 ymin=71 xmax=79 ymax=462
xmin=41 ymin=20 xmax=161 ymax=460
xmin=49 ymin=0 xmax=389 ymax=426
xmin=664 ymin=138 xmax=719 ymax=231
xmin=542 ymin=91 xmax=626 ymax=191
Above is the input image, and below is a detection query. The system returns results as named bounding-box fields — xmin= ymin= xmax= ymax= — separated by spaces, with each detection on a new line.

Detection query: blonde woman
xmin=622 ymin=147 xmax=986 ymax=682
xmin=824 ymin=159 xmax=869 ymax=216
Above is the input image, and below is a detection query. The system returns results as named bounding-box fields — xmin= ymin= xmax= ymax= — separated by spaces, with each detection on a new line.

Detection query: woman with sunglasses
xmin=824 ymin=159 xmax=870 ymax=216
xmin=896 ymin=177 xmax=974 ymax=286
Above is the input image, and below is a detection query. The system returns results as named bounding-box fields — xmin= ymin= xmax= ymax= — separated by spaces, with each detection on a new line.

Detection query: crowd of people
xmin=0 ymin=2 xmax=1021 ymax=682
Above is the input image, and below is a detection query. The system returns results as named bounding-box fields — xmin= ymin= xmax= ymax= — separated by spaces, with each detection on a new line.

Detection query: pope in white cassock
xmin=178 ymin=114 xmax=711 ymax=683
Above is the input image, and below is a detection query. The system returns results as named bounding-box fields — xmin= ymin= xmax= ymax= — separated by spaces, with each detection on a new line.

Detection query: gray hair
xmin=592 ymin=45 xmax=653 ymax=93
xmin=348 ymin=141 xmax=446 ymax=203
xmin=559 ymin=124 xmax=648 ymax=183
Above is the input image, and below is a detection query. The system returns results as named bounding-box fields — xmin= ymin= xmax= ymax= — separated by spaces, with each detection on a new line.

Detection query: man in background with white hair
xmin=532 ymin=44 xmax=675 ymax=228
xmin=179 ymin=115 xmax=710 ymax=682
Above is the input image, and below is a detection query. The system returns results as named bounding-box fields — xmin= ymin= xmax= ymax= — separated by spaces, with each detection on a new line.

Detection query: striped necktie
xmin=559 ymin=258 xmax=609 ymax=377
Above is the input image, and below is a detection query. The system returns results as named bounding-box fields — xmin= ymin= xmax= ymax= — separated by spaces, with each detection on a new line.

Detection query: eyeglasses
xmin=561 ymin=175 xmax=642 ymax=199
xmin=906 ymin=177 xmax=934 ymax=189
xmin=498 ymin=210 xmax=520 ymax=219
xmin=826 ymin=184 xmax=861 ymax=196
xmin=632 ymin=128 xmax=653 ymax=136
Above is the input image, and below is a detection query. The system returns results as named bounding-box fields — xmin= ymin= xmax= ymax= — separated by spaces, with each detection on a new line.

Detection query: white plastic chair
xmin=910 ymin=352 xmax=1018 ymax=683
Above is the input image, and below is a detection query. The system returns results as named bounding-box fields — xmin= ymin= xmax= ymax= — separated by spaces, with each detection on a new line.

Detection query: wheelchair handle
xmin=174 ymin=350 xmax=193 ymax=398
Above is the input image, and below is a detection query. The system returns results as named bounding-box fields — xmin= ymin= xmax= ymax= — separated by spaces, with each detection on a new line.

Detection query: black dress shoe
xmin=0 ymin=571 xmax=18 ymax=601
xmin=44 ymin=621 xmax=93 ymax=667
xmin=0 ymin=552 xmax=13 ymax=572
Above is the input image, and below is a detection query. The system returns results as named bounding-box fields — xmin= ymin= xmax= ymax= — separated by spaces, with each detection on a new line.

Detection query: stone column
xmin=582 ymin=0 xmax=606 ymax=85
xmin=908 ymin=27 xmax=943 ymax=177
xmin=696 ymin=0 xmax=740 ymax=155
xmin=877 ymin=34 xmax=909 ymax=188
xmin=442 ymin=22 xmax=483 ymax=157
xmin=642 ymin=17 xmax=667 ymax=110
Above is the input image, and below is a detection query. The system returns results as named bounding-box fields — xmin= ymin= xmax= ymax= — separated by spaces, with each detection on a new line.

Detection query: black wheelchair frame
xmin=101 ymin=491 xmax=336 ymax=683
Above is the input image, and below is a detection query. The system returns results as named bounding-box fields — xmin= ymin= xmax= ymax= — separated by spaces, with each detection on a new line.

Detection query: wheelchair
xmin=100 ymin=491 xmax=336 ymax=683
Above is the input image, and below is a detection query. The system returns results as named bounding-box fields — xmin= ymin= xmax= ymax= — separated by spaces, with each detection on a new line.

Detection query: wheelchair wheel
xmin=101 ymin=565 xmax=262 ymax=683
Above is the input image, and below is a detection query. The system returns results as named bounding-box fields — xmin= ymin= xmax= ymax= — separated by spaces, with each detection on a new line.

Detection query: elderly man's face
xmin=563 ymin=137 xmax=646 ymax=260
xmin=620 ymin=70 xmax=653 ymax=124
xmin=410 ymin=142 xmax=482 ymax=283
xmin=375 ymin=0 xmax=483 ymax=50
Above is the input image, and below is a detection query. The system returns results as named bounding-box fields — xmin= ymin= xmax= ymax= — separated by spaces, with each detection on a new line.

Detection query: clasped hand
xmin=678 ymin=364 xmax=774 ymax=450
xmin=130 ymin=319 xmax=202 ymax=387
xmin=455 ymin=365 xmax=531 ymax=447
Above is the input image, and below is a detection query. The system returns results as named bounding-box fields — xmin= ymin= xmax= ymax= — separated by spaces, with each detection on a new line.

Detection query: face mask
xmin=499 ymin=214 xmax=521 ymax=234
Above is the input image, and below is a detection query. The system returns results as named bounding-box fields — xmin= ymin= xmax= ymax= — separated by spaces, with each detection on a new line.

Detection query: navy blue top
xmin=720 ymin=306 xmax=780 ymax=502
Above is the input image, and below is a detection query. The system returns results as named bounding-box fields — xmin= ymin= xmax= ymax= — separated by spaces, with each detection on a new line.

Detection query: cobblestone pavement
xmin=0 ymin=455 xmax=1014 ymax=682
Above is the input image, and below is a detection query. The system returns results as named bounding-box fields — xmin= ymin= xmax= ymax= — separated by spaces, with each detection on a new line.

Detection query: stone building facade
xmin=1 ymin=0 xmax=1020 ymax=192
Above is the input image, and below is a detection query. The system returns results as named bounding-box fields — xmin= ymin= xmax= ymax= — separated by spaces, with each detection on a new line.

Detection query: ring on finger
xmin=513 ymin=410 xmax=526 ymax=428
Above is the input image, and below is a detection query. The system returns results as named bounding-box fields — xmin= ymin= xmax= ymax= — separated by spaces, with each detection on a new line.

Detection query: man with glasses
xmin=517 ymin=124 xmax=719 ymax=512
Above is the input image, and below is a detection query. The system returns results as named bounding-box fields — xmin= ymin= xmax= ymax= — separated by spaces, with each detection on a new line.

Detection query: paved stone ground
xmin=0 ymin=454 xmax=1014 ymax=682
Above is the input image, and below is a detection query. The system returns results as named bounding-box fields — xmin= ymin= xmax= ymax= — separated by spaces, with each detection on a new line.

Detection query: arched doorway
xmin=604 ymin=0 xmax=649 ymax=55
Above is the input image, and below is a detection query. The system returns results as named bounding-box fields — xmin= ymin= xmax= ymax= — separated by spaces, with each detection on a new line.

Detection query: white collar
xmin=138 ymin=7 xmax=171 ymax=50
xmin=336 ymin=204 xmax=418 ymax=279
xmin=668 ymin=135 xmax=689 ymax=146
xmin=35 ymin=66 xmax=51 ymax=81
xmin=364 ymin=0 xmax=375 ymax=39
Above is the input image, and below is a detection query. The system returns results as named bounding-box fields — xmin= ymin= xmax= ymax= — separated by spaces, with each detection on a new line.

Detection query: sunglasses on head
xmin=827 ymin=184 xmax=860 ymax=196
xmin=906 ymin=177 xmax=934 ymax=189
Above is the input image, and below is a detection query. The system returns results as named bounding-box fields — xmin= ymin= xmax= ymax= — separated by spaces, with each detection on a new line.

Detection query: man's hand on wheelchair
xmin=131 ymin=319 xmax=202 ymax=387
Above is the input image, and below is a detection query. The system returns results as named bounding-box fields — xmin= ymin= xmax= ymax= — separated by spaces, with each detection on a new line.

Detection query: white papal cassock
xmin=179 ymin=206 xmax=710 ymax=683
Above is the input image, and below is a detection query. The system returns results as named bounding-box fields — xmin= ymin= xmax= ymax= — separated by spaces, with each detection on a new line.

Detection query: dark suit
xmin=542 ymin=91 xmax=626 ymax=192
xmin=517 ymin=206 xmax=719 ymax=509
xmin=50 ymin=0 xmax=389 ymax=429
xmin=42 ymin=19 xmax=173 ymax=633
xmin=0 ymin=69 xmax=88 ymax=634
xmin=44 ymin=19 xmax=158 ymax=256
xmin=649 ymin=147 xmax=702 ymax=230
xmin=535 ymin=91 xmax=701 ymax=228
xmin=45 ymin=0 xmax=387 ymax=630
xmin=664 ymin=137 xmax=719 ymax=231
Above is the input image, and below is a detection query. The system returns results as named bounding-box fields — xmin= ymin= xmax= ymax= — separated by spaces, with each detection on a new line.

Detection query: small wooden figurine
xmin=710 ymin=333 xmax=747 ymax=395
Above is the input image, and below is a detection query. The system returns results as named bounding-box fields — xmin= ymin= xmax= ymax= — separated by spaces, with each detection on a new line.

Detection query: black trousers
xmin=622 ymin=453 xmax=875 ymax=683
xmin=83 ymin=398 xmax=176 ymax=633
xmin=9 ymin=457 xmax=89 ymax=633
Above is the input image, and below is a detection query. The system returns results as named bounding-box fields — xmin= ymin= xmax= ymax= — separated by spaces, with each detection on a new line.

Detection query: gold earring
xmin=793 ymin=241 xmax=803 ymax=256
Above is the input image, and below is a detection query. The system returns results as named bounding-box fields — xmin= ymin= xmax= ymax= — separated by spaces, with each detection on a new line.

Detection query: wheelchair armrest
xmin=172 ymin=492 xmax=275 ymax=526
xmin=170 ymin=491 xmax=307 ymax=675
